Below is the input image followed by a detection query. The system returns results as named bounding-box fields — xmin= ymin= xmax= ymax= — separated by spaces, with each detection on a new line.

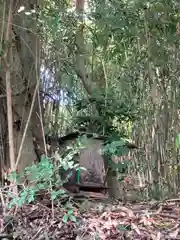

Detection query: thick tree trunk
xmin=0 ymin=0 xmax=44 ymax=174
xmin=75 ymin=0 xmax=94 ymax=95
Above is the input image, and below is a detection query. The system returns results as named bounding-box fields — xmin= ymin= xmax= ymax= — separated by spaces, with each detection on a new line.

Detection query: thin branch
xmin=4 ymin=0 xmax=15 ymax=171
xmin=15 ymin=84 xmax=39 ymax=168
xmin=16 ymin=34 xmax=41 ymax=167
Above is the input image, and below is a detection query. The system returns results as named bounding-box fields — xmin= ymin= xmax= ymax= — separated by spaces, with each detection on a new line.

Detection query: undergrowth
xmin=2 ymin=136 xmax=132 ymax=223
xmin=4 ymin=136 xmax=89 ymax=223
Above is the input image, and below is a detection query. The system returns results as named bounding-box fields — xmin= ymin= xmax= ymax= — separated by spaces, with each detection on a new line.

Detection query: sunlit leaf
xmin=18 ymin=6 xmax=25 ymax=13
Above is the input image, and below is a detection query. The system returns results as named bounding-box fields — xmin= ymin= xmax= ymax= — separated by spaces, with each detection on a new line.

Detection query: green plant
xmin=103 ymin=137 xmax=131 ymax=173
xmin=62 ymin=203 xmax=77 ymax=223
xmin=7 ymin=136 xmax=88 ymax=209
xmin=176 ymin=132 xmax=180 ymax=148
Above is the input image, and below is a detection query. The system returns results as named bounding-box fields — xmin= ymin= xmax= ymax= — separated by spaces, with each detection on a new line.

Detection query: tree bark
xmin=75 ymin=0 xmax=94 ymax=95
xmin=0 ymin=0 xmax=44 ymax=174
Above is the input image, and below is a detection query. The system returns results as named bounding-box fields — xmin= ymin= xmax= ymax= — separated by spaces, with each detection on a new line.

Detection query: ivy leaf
xmin=62 ymin=214 xmax=69 ymax=223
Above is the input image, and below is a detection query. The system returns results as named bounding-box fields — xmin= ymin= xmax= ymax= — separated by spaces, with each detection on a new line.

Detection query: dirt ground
xmin=1 ymin=196 xmax=180 ymax=240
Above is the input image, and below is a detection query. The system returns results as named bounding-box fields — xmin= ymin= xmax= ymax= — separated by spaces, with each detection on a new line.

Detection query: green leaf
xmin=68 ymin=161 xmax=74 ymax=168
xmin=118 ymin=177 xmax=125 ymax=182
xmin=51 ymin=190 xmax=59 ymax=200
xmin=65 ymin=203 xmax=73 ymax=209
xmin=8 ymin=198 xmax=18 ymax=209
xmin=67 ymin=209 xmax=73 ymax=215
xmin=63 ymin=163 xmax=70 ymax=171
xmin=69 ymin=214 xmax=76 ymax=222
xmin=17 ymin=197 xmax=26 ymax=207
xmin=58 ymin=189 xmax=67 ymax=195
xmin=117 ymin=224 xmax=131 ymax=231
xmin=176 ymin=133 xmax=180 ymax=148
xmin=62 ymin=214 xmax=69 ymax=223
xmin=40 ymin=154 xmax=48 ymax=162
xmin=37 ymin=183 xmax=46 ymax=189
xmin=25 ymin=166 xmax=39 ymax=181
xmin=20 ymin=189 xmax=28 ymax=199
xmin=27 ymin=189 xmax=35 ymax=203
xmin=7 ymin=171 xmax=17 ymax=182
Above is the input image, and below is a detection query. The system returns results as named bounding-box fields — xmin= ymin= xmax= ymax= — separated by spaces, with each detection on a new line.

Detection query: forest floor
xmin=1 ymin=195 xmax=180 ymax=240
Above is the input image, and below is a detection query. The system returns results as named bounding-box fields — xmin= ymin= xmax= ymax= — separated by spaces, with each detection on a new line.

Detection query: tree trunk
xmin=75 ymin=0 xmax=94 ymax=95
xmin=0 ymin=0 xmax=44 ymax=174
xmin=74 ymin=0 xmax=122 ymax=199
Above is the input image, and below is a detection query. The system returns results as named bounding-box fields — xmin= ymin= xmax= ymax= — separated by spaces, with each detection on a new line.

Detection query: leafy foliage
xmin=62 ymin=203 xmax=77 ymax=223
xmin=74 ymin=93 xmax=137 ymax=136
xmin=36 ymin=0 xmax=180 ymax=200
xmin=103 ymin=137 xmax=131 ymax=176
xmin=7 ymin=137 xmax=87 ymax=209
